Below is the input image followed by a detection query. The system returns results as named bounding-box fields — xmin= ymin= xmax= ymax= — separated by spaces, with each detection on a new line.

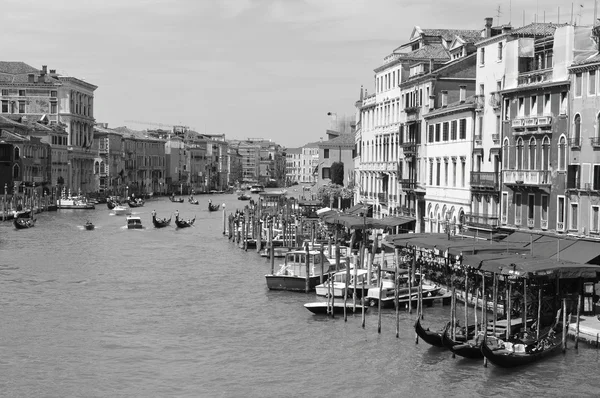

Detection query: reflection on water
xmin=0 ymin=193 xmax=600 ymax=397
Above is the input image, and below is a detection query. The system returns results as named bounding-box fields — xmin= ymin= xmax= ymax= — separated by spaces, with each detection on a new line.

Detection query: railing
xmin=527 ymin=218 xmax=534 ymax=228
xmin=568 ymin=137 xmax=581 ymax=148
xmin=541 ymin=219 xmax=548 ymax=230
xmin=463 ymin=213 xmax=499 ymax=229
xmin=404 ymin=106 xmax=420 ymax=115
xmin=518 ymin=68 xmax=553 ymax=86
xmin=399 ymin=179 xmax=417 ymax=190
xmin=400 ymin=206 xmax=416 ymax=217
xmin=470 ymin=171 xmax=499 ymax=190
xmin=503 ymin=170 xmax=551 ymax=186
xmin=402 ymin=142 xmax=418 ymax=155
xmin=591 ymin=137 xmax=600 ymax=148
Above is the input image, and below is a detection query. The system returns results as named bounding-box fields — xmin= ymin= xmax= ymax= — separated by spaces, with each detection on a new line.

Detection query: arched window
xmin=574 ymin=114 xmax=581 ymax=143
xmin=12 ymin=164 xmax=19 ymax=179
xmin=502 ymin=138 xmax=509 ymax=169
xmin=94 ymin=161 xmax=100 ymax=174
xmin=558 ymin=135 xmax=566 ymax=170
xmin=528 ymin=137 xmax=536 ymax=170
xmin=516 ymin=137 xmax=524 ymax=170
xmin=14 ymin=146 xmax=20 ymax=160
xmin=596 ymin=112 xmax=600 ymax=141
xmin=542 ymin=136 xmax=550 ymax=171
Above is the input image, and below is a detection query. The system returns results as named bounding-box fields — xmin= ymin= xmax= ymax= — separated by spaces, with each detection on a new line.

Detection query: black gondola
xmin=152 ymin=212 xmax=171 ymax=228
xmin=107 ymin=200 xmax=116 ymax=210
xmin=415 ymin=318 xmax=449 ymax=348
xmin=208 ymin=203 xmax=220 ymax=212
xmin=169 ymin=196 xmax=184 ymax=203
xmin=481 ymin=325 xmax=563 ymax=368
xmin=441 ymin=323 xmax=478 ymax=352
xmin=15 ymin=209 xmax=32 ymax=218
xmin=84 ymin=221 xmax=95 ymax=231
xmin=175 ymin=213 xmax=195 ymax=228
xmin=13 ymin=217 xmax=35 ymax=229
xmin=189 ymin=198 xmax=199 ymax=205
xmin=128 ymin=199 xmax=144 ymax=208
xmin=238 ymin=194 xmax=251 ymax=201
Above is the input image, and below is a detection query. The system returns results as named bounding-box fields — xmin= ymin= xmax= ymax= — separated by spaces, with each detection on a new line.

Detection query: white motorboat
xmin=56 ymin=189 xmax=95 ymax=209
xmin=366 ymin=269 xmax=440 ymax=308
xmin=126 ymin=216 xmax=143 ymax=229
xmin=113 ymin=205 xmax=132 ymax=216
xmin=250 ymin=184 xmax=265 ymax=193
xmin=315 ymin=268 xmax=370 ymax=298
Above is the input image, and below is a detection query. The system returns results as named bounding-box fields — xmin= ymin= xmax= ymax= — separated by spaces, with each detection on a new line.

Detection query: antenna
xmin=496 ymin=5 xmax=502 ymax=25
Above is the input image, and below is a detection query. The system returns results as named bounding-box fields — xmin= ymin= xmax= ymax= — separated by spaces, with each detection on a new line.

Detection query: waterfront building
xmin=0 ymin=62 xmax=97 ymax=193
xmin=227 ymin=147 xmax=243 ymax=187
xmin=498 ymin=24 xmax=593 ymax=234
xmin=285 ymin=147 xmax=302 ymax=185
xmin=565 ymin=26 xmax=600 ymax=237
xmin=165 ymin=134 xmax=186 ymax=194
xmin=316 ymin=131 xmax=355 ymax=188
xmin=93 ymin=123 xmax=126 ymax=195
xmin=422 ymin=95 xmax=475 ymax=234
xmin=300 ymin=141 xmax=319 ymax=184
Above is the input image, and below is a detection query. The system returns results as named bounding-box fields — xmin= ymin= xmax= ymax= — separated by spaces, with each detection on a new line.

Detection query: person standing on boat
xmin=152 ymin=210 xmax=156 ymax=219
xmin=175 ymin=210 xmax=179 ymax=221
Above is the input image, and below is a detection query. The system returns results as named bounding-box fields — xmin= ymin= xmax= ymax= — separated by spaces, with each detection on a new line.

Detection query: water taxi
xmin=126 ymin=216 xmax=143 ymax=229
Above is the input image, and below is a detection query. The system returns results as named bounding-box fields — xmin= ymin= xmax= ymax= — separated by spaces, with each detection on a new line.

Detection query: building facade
xmin=285 ymin=147 xmax=302 ymax=184
xmin=317 ymin=133 xmax=355 ymax=188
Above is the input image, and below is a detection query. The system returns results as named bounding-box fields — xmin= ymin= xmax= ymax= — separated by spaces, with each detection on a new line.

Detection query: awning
xmin=558 ymin=240 xmax=600 ymax=265
xmin=316 ymin=207 xmax=332 ymax=215
xmin=298 ymin=200 xmax=321 ymax=207
xmin=372 ymin=216 xmax=415 ymax=228
xmin=472 ymin=148 xmax=484 ymax=157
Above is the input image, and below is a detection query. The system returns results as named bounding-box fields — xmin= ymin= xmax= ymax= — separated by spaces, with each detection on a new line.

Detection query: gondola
xmin=128 ymin=199 xmax=144 ymax=208
xmin=441 ymin=323 xmax=479 ymax=352
xmin=208 ymin=203 xmax=220 ymax=212
xmin=13 ymin=217 xmax=35 ymax=229
xmin=238 ymin=194 xmax=251 ymax=201
xmin=152 ymin=212 xmax=171 ymax=228
xmin=481 ymin=325 xmax=563 ymax=368
xmin=107 ymin=200 xmax=116 ymax=210
xmin=84 ymin=221 xmax=95 ymax=231
xmin=175 ymin=214 xmax=195 ymax=228
xmin=415 ymin=318 xmax=449 ymax=348
xmin=189 ymin=198 xmax=199 ymax=205
xmin=169 ymin=196 xmax=184 ymax=203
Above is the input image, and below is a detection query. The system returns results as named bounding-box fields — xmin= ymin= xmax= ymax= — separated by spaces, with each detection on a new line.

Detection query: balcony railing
xmin=591 ymin=137 xmax=600 ymax=148
xmin=400 ymin=206 xmax=416 ymax=217
xmin=503 ymin=170 xmax=551 ymax=186
xmin=568 ymin=137 xmax=581 ymax=148
xmin=404 ymin=106 xmax=420 ymax=115
xmin=470 ymin=171 xmax=499 ymax=190
xmin=463 ymin=213 xmax=499 ymax=229
xmin=475 ymin=95 xmax=485 ymax=110
xmin=527 ymin=218 xmax=534 ymax=228
xmin=399 ymin=179 xmax=417 ymax=190
xmin=402 ymin=142 xmax=418 ymax=156
xmin=517 ymin=68 xmax=553 ymax=86
xmin=491 ymin=134 xmax=500 ymax=143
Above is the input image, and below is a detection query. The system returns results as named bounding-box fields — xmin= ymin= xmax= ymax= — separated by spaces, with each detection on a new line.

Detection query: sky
xmin=1 ymin=0 xmax=598 ymax=147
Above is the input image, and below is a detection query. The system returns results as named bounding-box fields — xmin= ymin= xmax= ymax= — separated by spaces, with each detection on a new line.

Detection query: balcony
xmin=475 ymin=95 xmax=485 ymax=111
xmin=568 ymin=137 xmax=581 ymax=149
xmin=404 ymin=106 xmax=420 ymax=122
xmin=399 ymin=179 xmax=417 ymax=190
xmin=591 ymin=137 xmax=600 ymax=148
xmin=400 ymin=206 xmax=416 ymax=217
xmin=463 ymin=213 xmax=500 ymax=230
xmin=491 ymin=133 xmax=500 ymax=143
xmin=474 ymin=135 xmax=482 ymax=145
xmin=517 ymin=68 xmax=553 ymax=86
xmin=377 ymin=192 xmax=388 ymax=203
xmin=541 ymin=219 xmax=548 ymax=230
xmin=503 ymin=170 xmax=551 ymax=187
xmin=470 ymin=171 xmax=499 ymax=191
xmin=402 ymin=142 xmax=418 ymax=156
xmin=489 ymin=93 xmax=501 ymax=110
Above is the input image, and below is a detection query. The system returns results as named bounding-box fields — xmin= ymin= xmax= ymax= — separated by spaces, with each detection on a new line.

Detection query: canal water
xmin=1 ymin=191 xmax=599 ymax=397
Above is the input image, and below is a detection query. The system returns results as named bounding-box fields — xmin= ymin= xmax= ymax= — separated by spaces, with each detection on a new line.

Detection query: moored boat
xmin=415 ymin=318 xmax=449 ymax=348
xmin=13 ymin=217 xmax=35 ymax=229
xmin=238 ymin=194 xmax=251 ymax=201
xmin=304 ymin=301 xmax=369 ymax=315
xmin=126 ymin=216 xmax=143 ymax=229
xmin=249 ymin=184 xmax=265 ymax=194
xmin=315 ymin=268 xmax=370 ymax=298
xmin=56 ymin=190 xmax=95 ymax=210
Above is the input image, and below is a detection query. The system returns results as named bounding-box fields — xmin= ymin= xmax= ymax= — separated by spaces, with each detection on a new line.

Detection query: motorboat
xmin=365 ymin=269 xmax=440 ymax=308
xmin=250 ymin=184 xmax=265 ymax=194
xmin=315 ymin=268 xmax=370 ymax=298
xmin=265 ymin=248 xmax=345 ymax=292
xmin=113 ymin=205 xmax=132 ymax=216
xmin=56 ymin=189 xmax=95 ymax=210
xmin=238 ymin=194 xmax=252 ymax=201
xmin=304 ymin=301 xmax=369 ymax=315
xmin=84 ymin=221 xmax=95 ymax=230
xmin=259 ymin=246 xmax=290 ymax=258
xmin=126 ymin=216 xmax=143 ymax=229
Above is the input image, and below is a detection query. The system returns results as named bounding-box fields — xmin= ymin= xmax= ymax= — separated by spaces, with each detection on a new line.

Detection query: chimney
xmin=39 ymin=74 xmax=45 ymax=83
xmin=41 ymin=65 xmax=47 ymax=75
xmin=459 ymin=86 xmax=466 ymax=103
xmin=49 ymin=69 xmax=56 ymax=74
xmin=441 ymin=91 xmax=448 ymax=107
xmin=429 ymin=58 xmax=434 ymax=73
xmin=484 ymin=17 xmax=493 ymax=38
xmin=429 ymin=95 xmax=435 ymax=109
xmin=28 ymin=74 xmax=35 ymax=83
xmin=502 ymin=26 xmax=512 ymax=34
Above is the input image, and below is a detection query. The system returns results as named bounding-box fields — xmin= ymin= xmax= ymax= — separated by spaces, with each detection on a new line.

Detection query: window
xmin=1 ymin=89 xmax=8 ymax=96
xmin=496 ymin=115 xmax=501 ymax=136
xmin=435 ymin=124 xmax=441 ymax=142
xmin=18 ymin=90 xmax=25 ymax=96
xmin=560 ymin=92 xmax=568 ymax=114
xmin=544 ymin=93 xmax=551 ymax=114
xmin=592 ymin=206 xmax=599 ymax=233
xmin=541 ymin=195 xmax=548 ymax=223
xmin=575 ymin=73 xmax=582 ymax=97
xmin=593 ymin=165 xmax=600 ymax=190
xmin=443 ymin=122 xmax=449 ymax=141
xmin=444 ymin=161 xmax=448 ymax=186
xmin=503 ymin=98 xmax=510 ymax=120
xmin=518 ymin=97 xmax=524 ymax=117
xmin=478 ymin=116 xmax=483 ymax=137
xmin=50 ymin=101 xmax=57 ymax=114
xmin=429 ymin=160 xmax=433 ymax=185
xmin=322 ymin=167 xmax=330 ymax=179
xmin=459 ymin=119 xmax=466 ymax=139
xmin=461 ymin=159 xmax=466 ymax=187
xmin=574 ymin=114 xmax=581 ymax=144
xmin=528 ymin=194 xmax=535 ymax=222
xmin=436 ymin=161 xmax=441 ymax=186
xmin=557 ymin=196 xmax=565 ymax=230
xmin=452 ymin=160 xmax=457 ymax=187
xmin=18 ymin=101 xmax=25 ymax=114
xmin=501 ymin=192 xmax=508 ymax=223
xmin=558 ymin=136 xmax=566 ymax=170
xmin=516 ymin=137 xmax=524 ymax=169
xmin=480 ymin=48 xmax=485 ymax=65
xmin=590 ymin=70 xmax=597 ymax=95
xmin=528 ymin=137 xmax=536 ymax=170
xmin=515 ymin=193 xmax=522 ymax=225
xmin=428 ymin=124 xmax=434 ymax=143
xmin=497 ymin=42 xmax=503 ymax=60
xmin=1 ymin=100 xmax=7 ymax=113
xmin=530 ymin=95 xmax=537 ymax=116
xmin=502 ymin=138 xmax=510 ymax=170
xmin=570 ymin=203 xmax=579 ymax=230
xmin=324 ymin=149 xmax=329 ymax=159
xmin=451 ymin=120 xmax=457 ymax=140
xmin=50 ymin=90 xmax=57 ymax=98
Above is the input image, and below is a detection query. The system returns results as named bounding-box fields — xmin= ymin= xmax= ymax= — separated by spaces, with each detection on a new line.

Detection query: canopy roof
xmin=345 ymin=203 xmax=372 ymax=215
xmin=320 ymin=211 xmax=414 ymax=230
